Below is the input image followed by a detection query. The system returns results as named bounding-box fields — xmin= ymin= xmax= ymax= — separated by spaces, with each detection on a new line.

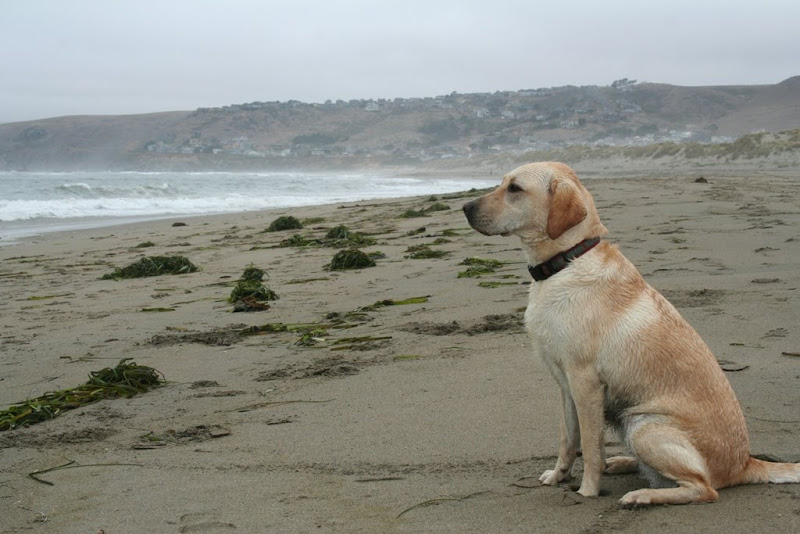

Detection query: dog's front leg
xmin=539 ymin=385 xmax=580 ymax=485
xmin=568 ymin=365 xmax=606 ymax=497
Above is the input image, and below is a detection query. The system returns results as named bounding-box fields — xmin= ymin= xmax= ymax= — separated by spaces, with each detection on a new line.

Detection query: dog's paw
xmin=577 ymin=484 xmax=600 ymax=498
xmin=539 ymin=470 xmax=559 ymax=485
xmin=539 ymin=469 xmax=570 ymax=485
xmin=619 ymin=489 xmax=652 ymax=507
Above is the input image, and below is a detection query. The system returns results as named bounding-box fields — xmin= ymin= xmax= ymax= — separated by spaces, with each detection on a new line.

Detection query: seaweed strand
xmin=0 ymin=359 xmax=164 ymax=431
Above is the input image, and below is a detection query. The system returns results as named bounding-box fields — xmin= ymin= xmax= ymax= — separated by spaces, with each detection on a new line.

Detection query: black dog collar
xmin=528 ymin=237 xmax=601 ymax=281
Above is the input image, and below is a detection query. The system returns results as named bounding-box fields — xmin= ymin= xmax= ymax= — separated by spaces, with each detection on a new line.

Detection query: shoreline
xmin=0 ymin=190 xmax=487 ymax=247
xmin=5 ymin=162 xmax=792 ymax=246
xmin=0 ymin=171 xmax=498 ymax=245
xmin=1 ymin=168 xmax=798 ymax=532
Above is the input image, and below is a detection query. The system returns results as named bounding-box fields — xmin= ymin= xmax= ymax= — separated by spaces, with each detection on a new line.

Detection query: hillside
xmin=1 ymin=77 xmax=799 ymax=171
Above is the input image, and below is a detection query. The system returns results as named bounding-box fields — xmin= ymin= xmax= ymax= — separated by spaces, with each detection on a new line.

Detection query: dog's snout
xmin=463 ymin=200 xmax=478 ymax=222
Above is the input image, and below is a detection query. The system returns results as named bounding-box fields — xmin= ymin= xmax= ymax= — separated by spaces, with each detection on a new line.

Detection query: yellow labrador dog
xmin=463 ymin=162 xmax=800 ymax=506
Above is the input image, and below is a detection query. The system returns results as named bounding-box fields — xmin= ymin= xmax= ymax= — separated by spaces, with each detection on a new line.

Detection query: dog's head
xmin=463 ymin=162 xmax=607 ymax=259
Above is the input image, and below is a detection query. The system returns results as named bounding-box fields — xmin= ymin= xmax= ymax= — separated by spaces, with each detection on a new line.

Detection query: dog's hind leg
xmin=619 ymin=420 xmax=718 ymax=506
xmin=605 ymin=456 xmax=638 ymax=474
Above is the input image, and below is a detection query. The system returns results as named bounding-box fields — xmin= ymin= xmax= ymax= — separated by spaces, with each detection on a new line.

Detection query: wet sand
xmin=1 ymin=167 xmax=799 ymax=533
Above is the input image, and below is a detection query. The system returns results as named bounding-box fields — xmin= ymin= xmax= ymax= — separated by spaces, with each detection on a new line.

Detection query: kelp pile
xmin=229 ymin=265 xmax=278 ymax=312
xmin=266 ymin=215 xmax=303 ymax=232
xmin=327 ymin=249 xmax=377 ymax=270
xmin=102 ymin=255 xmax=198 ymax=280
xmin=0 ymin=359 xmax=165 ymax=431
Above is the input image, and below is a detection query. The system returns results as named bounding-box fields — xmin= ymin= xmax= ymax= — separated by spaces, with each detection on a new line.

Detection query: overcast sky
xmin=1 ymin=0 xmax=798 ymax=124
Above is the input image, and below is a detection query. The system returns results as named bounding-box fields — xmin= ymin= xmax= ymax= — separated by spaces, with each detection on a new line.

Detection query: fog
xmin=2 ymin=0 xmax=799 ymax=123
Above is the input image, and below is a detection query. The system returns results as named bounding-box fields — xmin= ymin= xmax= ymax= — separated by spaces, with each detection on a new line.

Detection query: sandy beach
xmin=1 ymin=166 xmax=799 ymax=533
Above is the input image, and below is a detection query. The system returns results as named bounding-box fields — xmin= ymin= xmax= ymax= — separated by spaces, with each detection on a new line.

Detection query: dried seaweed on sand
xmin=326 ymin=249 xmax=377 ymax=270
xmin=266 ymin=215 xmax=303 ymax=232
xmin=229 ymin=264 xmax=278 ymax=311
xmin=101 ymin=255 xmax=198 ymax=280
xmin=0 ymin=359 xmax=165 ymax=431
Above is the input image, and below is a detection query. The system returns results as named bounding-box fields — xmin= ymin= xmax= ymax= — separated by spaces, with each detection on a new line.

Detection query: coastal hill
xmin=1 ymin=76 xmax=799 ymax=171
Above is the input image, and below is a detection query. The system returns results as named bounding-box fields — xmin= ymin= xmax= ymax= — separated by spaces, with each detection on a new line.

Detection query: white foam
xmin=0 ymin=170 xmax=496 ymax=242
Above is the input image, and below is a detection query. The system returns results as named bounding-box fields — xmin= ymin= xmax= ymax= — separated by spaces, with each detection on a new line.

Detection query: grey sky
xmin=2 ymin=0 xmax=799 ymax=124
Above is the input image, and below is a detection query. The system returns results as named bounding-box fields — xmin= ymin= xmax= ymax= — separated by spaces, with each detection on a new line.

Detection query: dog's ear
xmin=546 ymin=178 xmax=587 ymax=239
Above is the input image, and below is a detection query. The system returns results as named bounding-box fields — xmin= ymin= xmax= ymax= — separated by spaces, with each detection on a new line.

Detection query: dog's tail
xmin=732 ymin=456 xmax=800 ymax=485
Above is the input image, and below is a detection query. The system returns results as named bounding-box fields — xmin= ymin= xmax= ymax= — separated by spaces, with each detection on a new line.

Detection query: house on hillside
xmin=266 ymin=146 xmax=291 ymax=157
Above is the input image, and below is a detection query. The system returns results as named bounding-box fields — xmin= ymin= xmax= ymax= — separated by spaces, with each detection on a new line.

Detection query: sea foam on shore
xmin=0 ymin=170 xmax=495 ymax=242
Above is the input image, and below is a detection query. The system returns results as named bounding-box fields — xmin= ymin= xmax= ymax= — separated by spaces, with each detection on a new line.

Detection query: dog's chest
xmin=524 ymin=280 xmax=595 ymax=364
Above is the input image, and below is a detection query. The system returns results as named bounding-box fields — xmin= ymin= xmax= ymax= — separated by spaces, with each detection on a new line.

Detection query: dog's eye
xmin=507 ymin=182 xmax=523 ymax=193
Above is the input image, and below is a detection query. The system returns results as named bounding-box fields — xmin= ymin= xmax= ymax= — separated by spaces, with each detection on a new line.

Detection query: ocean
xmin=0 ymin=170 xmax=496 ymax=244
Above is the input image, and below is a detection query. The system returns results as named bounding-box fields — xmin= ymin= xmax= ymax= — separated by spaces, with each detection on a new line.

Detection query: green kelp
xmin=229 ymin=265 xmax=278 ymax=312
xmin=440 ymin=229 xmax=462 ymax=236
xmin=277 ymin=225 xmax=375 ymax=249
xmin=399 ymin=208 xmax=428 ymax=219
xmin=0 ymin=359 xmax=164 ymax=431
xmin=295 ymin=329 xmax=329 ymax=347
xmin=279 ymin=234 xmax=320 ymax=248
xmin=325 ymin=224 xmax=352 ymax=241
xmin=477 ymin=281 xmax=518 ymax=288
xmin=404 ymin=244 xmax=449 ymax=259
xmin=327 ymin=249 xmax=376 ymax=270
xmin=399 ymin=202 xmax=452 ymax=218
xmin=240 ymin=265 xmax=266 ymax=282
xmin=102 ymin=255 xmax=198 ymax=280
xmin=424 ymin=202 xmax=450 ymax=212
xmin=457 ymin=257 xmax=503 ymax=278
xmin=26 ymin=293 xmax=73 ymax=301
xmin=266 ymin=215 xmax=303 ymax=232
xmin=358 ymin=296 xmax=430 ymax=311
xmin=324 ymin=225 xmax=376 ymax=247
xmin=461 ymin=257 xmax=503 ymax=268
xmin=239 ymin=296 xmax=429 ymax=351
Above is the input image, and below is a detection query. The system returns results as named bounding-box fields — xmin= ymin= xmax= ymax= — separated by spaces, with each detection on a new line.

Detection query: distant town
xmin=143 ymin=79 xmax=738 ymax=163
xmin=2 ymin=76 xmax=797 ymax=171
